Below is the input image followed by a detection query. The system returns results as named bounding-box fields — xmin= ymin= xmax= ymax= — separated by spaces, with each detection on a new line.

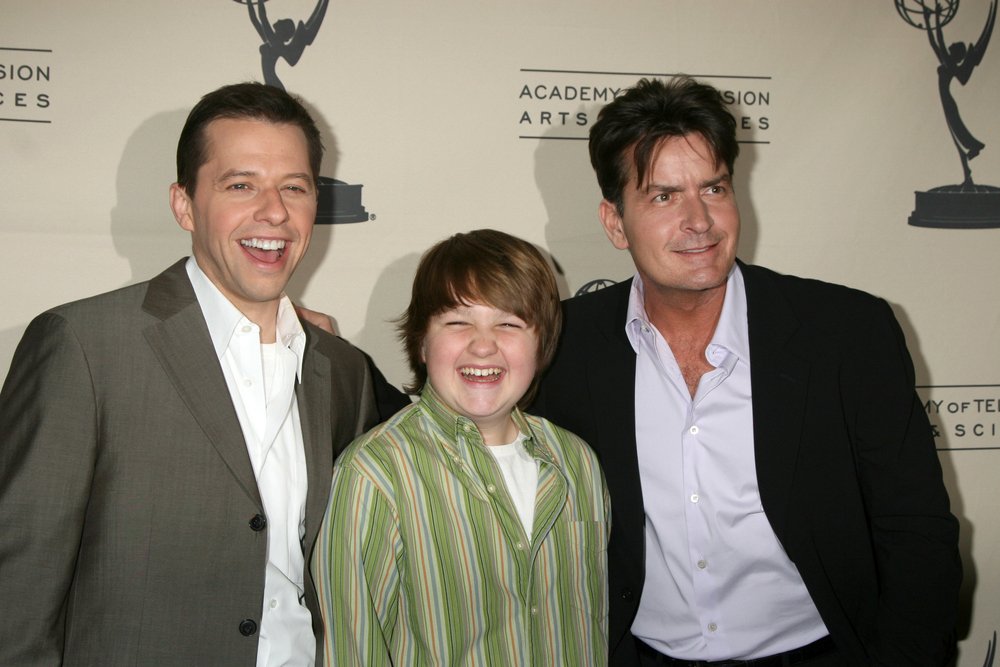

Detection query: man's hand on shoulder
xmin=296 ymin=305 xmax=338 ymax=335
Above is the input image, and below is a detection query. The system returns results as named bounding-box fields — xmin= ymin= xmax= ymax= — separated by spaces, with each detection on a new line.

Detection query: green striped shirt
xmin=312 ymin=384 xmax=610 ymax=666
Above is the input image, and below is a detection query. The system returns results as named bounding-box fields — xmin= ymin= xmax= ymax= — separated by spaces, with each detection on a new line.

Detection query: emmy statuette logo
xmin=245 ymin=0 xmax=328 ymax=92
xmin=574 ymin=279 xmax=617 ymax=298
xmin=233 ymin=0 xmax=370 ymax=224
xmin=897 ymin=0 xmax=1000 ymax=228
xmin=982 ymin=630 xmax=997 ymax=667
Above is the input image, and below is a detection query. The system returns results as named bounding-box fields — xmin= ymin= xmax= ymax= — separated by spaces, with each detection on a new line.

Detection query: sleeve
xmin=848 ymin=299 xmax=962 ymax=665
xmin=311 ymin=456 xmax=401 ymax=667
xmin=0 ymin=313 xmax=99 ymax=665
xmin=598 ymin=462 xmax=612 ymax=660
xmin=602 ymin=472 xmax=612 ymax=548
xmin=362 ymin=351 xmax=412 ymax=422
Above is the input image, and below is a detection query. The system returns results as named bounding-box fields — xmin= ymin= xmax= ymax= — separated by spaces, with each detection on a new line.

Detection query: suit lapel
xmin=742 ymin=263 xmax=810 ymax=538
xmin=589 ymin=281 xmax=646 ymax=566
xmin=297 ymin=328 xmax=333 ymax=552
xmin=141 ymin=259 xmax=262 ymax=508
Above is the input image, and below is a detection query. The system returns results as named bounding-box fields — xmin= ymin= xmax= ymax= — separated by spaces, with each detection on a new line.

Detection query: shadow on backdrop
xmin=534 ymin=103 xmax=622 ymax=297
xmin=353 ymin=252 xmax=422 ymax=393
xmin=110 ymin=110 xmax=192 ymax=285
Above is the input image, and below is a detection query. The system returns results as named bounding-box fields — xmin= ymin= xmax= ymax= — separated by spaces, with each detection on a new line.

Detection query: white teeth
xmin=460 ymin=367 xmax=502 ymax=377
xmin=241 ymin=238 xmax=286 ymax=250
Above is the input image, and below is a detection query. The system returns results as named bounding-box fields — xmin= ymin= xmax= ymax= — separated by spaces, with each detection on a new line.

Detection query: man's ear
xmin=598 ymin=199 xmax=629 ymax=250
xmin=169 ymin=183 xmax=194 ymax=232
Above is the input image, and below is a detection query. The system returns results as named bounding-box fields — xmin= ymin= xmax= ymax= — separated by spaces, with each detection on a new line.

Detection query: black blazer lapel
xmin=742 ymin=263 xmax=811 ymax=538
xmin=589 ymin=280 xmax=645 ymax=560
xmin=141 ymin=259 xmax=262 ymax=508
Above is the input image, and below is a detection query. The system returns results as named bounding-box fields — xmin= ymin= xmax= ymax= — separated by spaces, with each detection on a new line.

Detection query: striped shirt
xmin=312 ymin=384 xmax=610 ymax=666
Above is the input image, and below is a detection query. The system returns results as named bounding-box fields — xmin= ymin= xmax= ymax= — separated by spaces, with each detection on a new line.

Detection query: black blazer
xmin=532 ymin=261 xmax=961 ymax=666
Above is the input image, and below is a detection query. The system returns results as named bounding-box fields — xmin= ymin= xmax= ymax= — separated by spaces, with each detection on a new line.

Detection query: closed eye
xmin=498 ymin=315 xmax=528 ymax=329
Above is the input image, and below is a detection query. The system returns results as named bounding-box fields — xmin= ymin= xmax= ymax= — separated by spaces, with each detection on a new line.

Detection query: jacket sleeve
xmin=848 ymin=299 xmax=962 ymax=665
xmin=0 ymin=313 xmax=99 ymax=665
xmin=363 ymin=351 xmax=411 ymax=422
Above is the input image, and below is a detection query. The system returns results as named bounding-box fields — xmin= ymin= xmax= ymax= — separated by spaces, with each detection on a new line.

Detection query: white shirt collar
xmin=185 ymin=257 xmax=306 ymax=380
xmin=625 ymin=263 xmax=750 ymax=364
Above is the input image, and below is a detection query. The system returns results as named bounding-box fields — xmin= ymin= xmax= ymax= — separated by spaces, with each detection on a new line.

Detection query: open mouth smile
xmin=241 ymin=237 xmax=286 ymax=262
xmin=460 ymin=367 xmax=503 ymax=383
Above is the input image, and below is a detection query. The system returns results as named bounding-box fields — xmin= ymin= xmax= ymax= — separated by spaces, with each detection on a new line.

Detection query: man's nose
xmin=255 ymin=187 xmax=290 ymax=226
xmin=680 ymin=197 xmax=713 ymax=234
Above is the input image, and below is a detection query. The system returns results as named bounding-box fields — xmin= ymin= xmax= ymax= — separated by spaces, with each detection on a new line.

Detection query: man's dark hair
xmin=175 ymin=82 xmax=323 ymax=195
xmin=589 ymin=76 xmax=739 ymax=214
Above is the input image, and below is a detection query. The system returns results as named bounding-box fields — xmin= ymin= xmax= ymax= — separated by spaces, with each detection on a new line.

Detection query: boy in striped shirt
xmin=312 ymin=229 xmax=610 ymax=665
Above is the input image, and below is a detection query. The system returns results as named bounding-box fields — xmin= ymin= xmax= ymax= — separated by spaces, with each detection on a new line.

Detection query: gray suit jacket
xmin=0 ymin=259 xmax=382 ymax=666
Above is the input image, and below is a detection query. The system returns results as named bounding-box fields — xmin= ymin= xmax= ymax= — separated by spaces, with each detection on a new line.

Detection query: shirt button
xmin=530 ymin=606 xmax=539 ymax=615
xmin=463 ymin=424 xmax=472 ymax=432
xmin=241 ymin=325 xmax=252 ymax=333
xmin=486 ymin=484 xmax=496 ymax=493
xmin=516 ymin=542 xmax=525 ymax=550
xmin=243 ymin=379 xmax=252 ymax=387
xmin=708 ymin=623 xmax=718 ymax=633
xmin=690 ymin=493 xmax=700 ymax=503
xmin=697 ymin=559 xmax=707 ymax=569
xmin=689 ymin=425 xmax=699 ymax=434
xmin=269 ymin=599 xmax=278 ymax=609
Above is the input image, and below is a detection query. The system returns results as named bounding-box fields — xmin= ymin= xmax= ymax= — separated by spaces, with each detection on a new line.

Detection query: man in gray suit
xmin=0 ymin=82 xmax=402 ymax=666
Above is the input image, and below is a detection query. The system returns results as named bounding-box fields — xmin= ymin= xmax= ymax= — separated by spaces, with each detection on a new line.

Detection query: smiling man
xmin=0 ymin=82 xmax=403 ymax=666
xmin=532 ymin=76 xmax=962 ymax=666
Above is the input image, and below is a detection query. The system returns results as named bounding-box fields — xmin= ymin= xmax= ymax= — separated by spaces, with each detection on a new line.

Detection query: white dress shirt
xmin=628 ymin=265 xmax=827 ymax=660
xmin=187 ymin=258 xmax=315 ymax=667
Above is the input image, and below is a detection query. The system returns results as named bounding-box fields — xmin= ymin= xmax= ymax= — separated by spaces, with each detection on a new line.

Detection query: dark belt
xmin=637 ymin=635 xmax=836 ymax=667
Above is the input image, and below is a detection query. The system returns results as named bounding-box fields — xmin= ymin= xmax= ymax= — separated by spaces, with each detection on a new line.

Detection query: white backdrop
xmin=3 ymin=1 xmax=998 ymax=662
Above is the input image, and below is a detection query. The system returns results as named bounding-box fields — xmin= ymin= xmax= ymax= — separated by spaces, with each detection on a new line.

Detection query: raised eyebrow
xmin=644 ymin=182 xmax=683 ymax=195
xmin=702 ymin=174 xmax=733 ymax=189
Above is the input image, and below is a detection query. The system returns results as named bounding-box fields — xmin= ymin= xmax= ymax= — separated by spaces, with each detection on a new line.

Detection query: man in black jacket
xmin=532 ymin=76 xmax=961 ymax=667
